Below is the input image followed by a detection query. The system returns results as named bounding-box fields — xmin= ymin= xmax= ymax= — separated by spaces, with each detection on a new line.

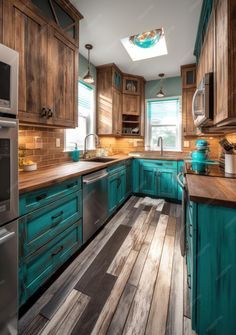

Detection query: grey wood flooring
xmin=19 ymin=196 xmax=196 ymax=335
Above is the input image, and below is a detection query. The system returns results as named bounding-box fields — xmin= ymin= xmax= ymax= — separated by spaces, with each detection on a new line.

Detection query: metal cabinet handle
xmin=0 ymin=230 xmax=15 ymax=246
xmin=40 ymin=107 xmax=48 ymax=118
xmin=36 ymin=193 xmax=47 ymax=201
xmin=51 ymin=210 xmax=64 ymax=220
xmin=51 ymin=245 xmax=64 ymax=257
xmin=0 ymin=120 xmax=17 ymax=128
xmin=51 ymin=211 xmax=64 ymax=227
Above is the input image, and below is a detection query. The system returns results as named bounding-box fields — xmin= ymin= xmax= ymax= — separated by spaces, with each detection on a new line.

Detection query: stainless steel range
xmin=0 ymin=43 xmax=19 ymax=335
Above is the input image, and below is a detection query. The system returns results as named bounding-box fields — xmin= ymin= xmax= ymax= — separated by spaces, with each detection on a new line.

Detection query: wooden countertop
xmin=128 ymin=151 xmax=188 ymax=161
xmin=186 ymin=174 xmax=236 ymax=208
xmin=19 ymin=155 xmax=131 ymax=194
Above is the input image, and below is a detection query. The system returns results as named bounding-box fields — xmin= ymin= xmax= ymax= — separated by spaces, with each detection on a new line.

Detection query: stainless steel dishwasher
xmin=83 ymin=169 xmax=108 ymax=243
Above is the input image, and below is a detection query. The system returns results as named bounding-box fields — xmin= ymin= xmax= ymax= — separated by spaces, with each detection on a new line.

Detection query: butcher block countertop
xmin=186 ymin=174 xmax=236 ymax=208
xmin=19 ymin=155 xmax=131 ymax=194
xmin=128 ymin=151 xmax=188 ymax=161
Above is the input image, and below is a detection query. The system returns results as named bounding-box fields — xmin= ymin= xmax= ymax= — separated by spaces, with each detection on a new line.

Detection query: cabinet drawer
xmin=20 ymin=177 xmax=82 ymax=216
xmin=19 ymin=221 xmax=82 ymax=306
xmin=139 ymin=159 xmax=178 ymax=170
xmin=19 ymin=191 xmax=82 ymax=258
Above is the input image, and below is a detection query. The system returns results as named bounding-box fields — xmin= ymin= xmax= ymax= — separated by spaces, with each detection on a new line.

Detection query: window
xmin=65 ymin=81 xmax=95 ymax=151
xmin=145 ymin=98 xmax=182 ymax=151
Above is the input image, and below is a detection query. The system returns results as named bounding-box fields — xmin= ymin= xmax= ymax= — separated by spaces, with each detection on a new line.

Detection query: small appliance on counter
xmin=187 ymin=139 xmax=217 ymax=173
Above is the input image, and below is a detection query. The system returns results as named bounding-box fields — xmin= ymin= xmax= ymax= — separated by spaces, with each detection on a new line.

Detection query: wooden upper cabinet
xmin=181 ymin=64 xmax=196 ymax=89
xmin=2 ymin=0 xmax=48 ymax=124
xmin=181 ymin=64 xmax=197 ymax=136
xmin=123 ymin=76 xmax=140 ymax=95
xmin=0 ymin=0 xmax=3 ymax=43
xmin=47 ymin=29 xmax=78 ymax=128
xmin=2 ymin=0 xmax=81 ymax=128
xmin=122 ymin=94 xmax=140 ymax=116
xmin=214 ymin=0 xmax=236 ymax=126
xmin=112 ymin=89 xmax=122 ymax=135
xmin=182 ymin=88 xmax=196 ymax=135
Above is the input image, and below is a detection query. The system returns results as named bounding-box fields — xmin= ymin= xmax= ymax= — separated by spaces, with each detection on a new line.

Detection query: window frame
xmin=65 ymin=79 xmax=96 ymax=151
xmin=145 ymin=96 xmax=182 ymax=152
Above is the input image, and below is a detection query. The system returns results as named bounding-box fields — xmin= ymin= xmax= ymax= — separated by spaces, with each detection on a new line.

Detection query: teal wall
xmin=145 ymin=76 xmax=182 ymax=99
xmin=79 ymin=53 xmax=97 ymax=84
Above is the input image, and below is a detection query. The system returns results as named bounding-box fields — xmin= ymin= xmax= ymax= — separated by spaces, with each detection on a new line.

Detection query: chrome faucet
xmin=157 ymin=136 xmax=164 ymax=156
xmin=84 ymin=133 xmax=100 ymax=158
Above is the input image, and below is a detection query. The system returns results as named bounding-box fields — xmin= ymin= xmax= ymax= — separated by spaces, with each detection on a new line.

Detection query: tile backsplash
xmin=19 ymin=125 xmax=236 ymax=169
xmin=19 ymin=126 xmax=70 ymax=168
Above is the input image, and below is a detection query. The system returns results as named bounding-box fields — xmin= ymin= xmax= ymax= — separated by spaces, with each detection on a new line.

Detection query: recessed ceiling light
xmin=121 ymin=28 xmax=168 ymax=61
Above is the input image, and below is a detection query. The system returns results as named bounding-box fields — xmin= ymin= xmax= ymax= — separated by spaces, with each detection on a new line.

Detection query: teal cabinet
xmin=125 ymin=159 xmax=132 ymax=198
xmin=19 ymin=176 xmax=82 ymax=306
xmin=108 ymin=165 xmax=126 ymax=215
xmin=135 ymin=159 xmax=181 ymax=200
xmin=108 ymin=173 xmax=119 ymax=214
xmin=19 ymin=191 xmax=82 ymax=258
xmin=157 ymin=169 xmax=177 ymax=199
xmin=140 ymin=163 xmax=157 ymax=195
xmin=19 ymin=221 xmax=82 ymax=306
xmin=187 ymin=200 xmax=236 ymax=335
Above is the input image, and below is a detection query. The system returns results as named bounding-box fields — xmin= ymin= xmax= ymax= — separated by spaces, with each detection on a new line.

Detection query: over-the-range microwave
xmin=0 ymin=43 xmax=19 ymax=116
xmin=192 ymin=72 xmax=214 ymax=128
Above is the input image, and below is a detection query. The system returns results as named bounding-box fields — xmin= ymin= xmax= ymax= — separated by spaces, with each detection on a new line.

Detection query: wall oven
xmin=192 ymin=72 xmax=214 ymax=128
xmin=0 ymin=43 xmax=19 ymax=335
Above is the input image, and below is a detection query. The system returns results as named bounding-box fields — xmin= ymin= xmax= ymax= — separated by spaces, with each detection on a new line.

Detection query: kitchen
xmin=0 ymin=0 xmax=236 ymax=334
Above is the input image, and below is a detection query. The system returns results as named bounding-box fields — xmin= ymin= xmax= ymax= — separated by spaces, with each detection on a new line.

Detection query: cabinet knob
xmin=47 ymin=108 xmax=54 ymax=119
xmin=40 ymin=107 xmax=48 ymax=118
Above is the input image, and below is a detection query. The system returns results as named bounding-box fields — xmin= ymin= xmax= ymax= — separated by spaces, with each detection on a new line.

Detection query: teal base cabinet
xmin=134 ymin=159 xmax=181 ymax=200
xmin=187 ymin=200 xmax=236 ymax=335
xmin=19 ymin=177 xmax=82 ymax=306
xmin=177 ymin=161 xmax=184 ymax=201
xmin=108 ymin=164 xmax=126 ymax=215
xmin=125 ymin=159 xmax=132 ymax=198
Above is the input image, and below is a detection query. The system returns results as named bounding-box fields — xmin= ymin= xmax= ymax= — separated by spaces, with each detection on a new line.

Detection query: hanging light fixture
xmin=83 ymin=44 xmax=94 ymax=84
xmin=156 ymin=73 xmax=165 ymax=98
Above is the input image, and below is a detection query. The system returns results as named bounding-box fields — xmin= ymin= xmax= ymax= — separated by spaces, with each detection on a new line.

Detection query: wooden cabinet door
xmin=0 ymin=0 xmax=3 ymax=43
xmin=123 ymin=94 xmax=140 ymax=115
xmin=214 ymin=0 xmax=229 ymax=124
xmin=47 ymin=29 xmax=78 ymax=128
xmin=182 ymin=88 xmax=196 ymax=135
xmin=181 ymin=65 xmax=196 ymax=89
xmin=139 ymin=164 xmax=157 ymax=196
xmin=157 ymin=169 xmax=177 ymax=199
xmin=2 ymin=0 xmax=48 ymax=124
xmin=112 ymin=88 xmax=122 ymax=135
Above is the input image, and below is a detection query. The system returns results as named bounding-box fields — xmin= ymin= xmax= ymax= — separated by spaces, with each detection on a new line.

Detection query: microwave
xmin=0 ymin=43 xmax=19 ymax=116
xmin=192 ymin=72 xmax=214 ymax=128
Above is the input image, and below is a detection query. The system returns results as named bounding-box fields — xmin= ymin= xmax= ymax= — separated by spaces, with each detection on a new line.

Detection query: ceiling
xmin=70 ymin=0 xmax=202 ymax=81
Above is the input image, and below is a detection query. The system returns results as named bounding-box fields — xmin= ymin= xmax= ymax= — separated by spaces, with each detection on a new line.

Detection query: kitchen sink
xmin=84 ymin=157 xmax=117 ymax=163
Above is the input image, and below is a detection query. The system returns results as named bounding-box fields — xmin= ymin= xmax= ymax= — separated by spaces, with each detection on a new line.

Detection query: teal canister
xmin=71 ymin=143 xmax=80 ymax=162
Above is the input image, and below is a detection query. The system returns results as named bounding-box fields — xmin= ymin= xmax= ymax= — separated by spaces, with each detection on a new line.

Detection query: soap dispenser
xmin=72 ymin=143 xmax=80 ymax=162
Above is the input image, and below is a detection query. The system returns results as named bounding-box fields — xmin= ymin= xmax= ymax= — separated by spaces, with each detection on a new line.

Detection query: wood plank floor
xmin=19 ymin=196 xmax=196 ymax=335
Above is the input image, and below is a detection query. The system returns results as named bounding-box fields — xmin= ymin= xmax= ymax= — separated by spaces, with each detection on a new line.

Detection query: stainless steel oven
xmin=0 ymin=116 xmax=18 ymax=226
xmin=0 ymin=219 xmax=18 ymax=335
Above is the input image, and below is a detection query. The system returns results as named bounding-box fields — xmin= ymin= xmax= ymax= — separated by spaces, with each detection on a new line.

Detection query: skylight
xmin=121 ymin=28 xmax=168 ymax=61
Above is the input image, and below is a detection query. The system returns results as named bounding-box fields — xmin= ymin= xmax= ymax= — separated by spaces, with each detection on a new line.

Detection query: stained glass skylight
xmin=121 ymin=28 xmax=167 ymax=61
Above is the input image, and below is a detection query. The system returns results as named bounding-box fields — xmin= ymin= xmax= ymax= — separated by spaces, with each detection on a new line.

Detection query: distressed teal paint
xmin=108 ymin=165 xmax=126 ymax=214
xmin=125 ymin=160 xmax=132 ymax=199
xmin=19 ymin=221 xmax=82 ymax=306
xmin=20 ymin=177 xmax=81 ymax=216
xmin=134 ymin=159 xmax=180 ymax=200
xmin=145 ymin=76 xmax=182 ymax=99
xmin=19 ymin=191 xmax=82 ymax=259
xmin=187 ymin=201 xmax=236 ymax=335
